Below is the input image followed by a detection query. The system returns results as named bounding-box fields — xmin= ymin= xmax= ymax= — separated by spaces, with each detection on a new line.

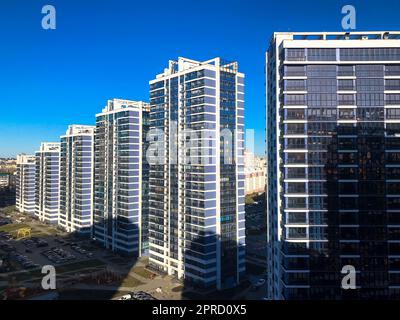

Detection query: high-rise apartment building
xmin=34 ymin=142 xmax=60 ymax=224
xmin=266 ymin=31 xmax=400 ymax=299
xmin=59 ymin=125 xmax=95 ymax=236
xmin=0 ymin=174 xmax=10 ymax=188
xmin=148 ymin=57 xmax=245 ymax=290
xmin=93 ymin=99 xmax=149 ymax=256
xmin=16 ymin=154 xmax=36 ymax=215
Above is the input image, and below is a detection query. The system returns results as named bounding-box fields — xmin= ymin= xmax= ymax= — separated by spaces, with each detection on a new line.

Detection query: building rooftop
xmin=38 ymin=142 xmax=60 ymax=153
xmin=154 ymin=57 xmax=239 ymax=79
xmin=64 ymin=124 xmax=95 ymax=136
xmin=273 ymin=31 xmax=400 ymax=41
xmin=16 ymin=154 xmax=35 ymax=164
xmin=100 ymin=99 xmax=150 ymax=114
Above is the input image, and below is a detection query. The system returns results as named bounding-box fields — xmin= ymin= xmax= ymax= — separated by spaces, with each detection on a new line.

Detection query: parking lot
xmin=0 ymin=209 xmax=103 ymax=286
xmin=0 ymin=207 xmax=187 ymax=300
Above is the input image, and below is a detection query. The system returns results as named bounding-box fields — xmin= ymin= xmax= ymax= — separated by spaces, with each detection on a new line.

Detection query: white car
xmin=254 ymin=278 xmax=266 ymax=287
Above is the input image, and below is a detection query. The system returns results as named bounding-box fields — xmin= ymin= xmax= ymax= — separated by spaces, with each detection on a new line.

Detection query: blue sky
xmin=1 ymin=0 xmax=399 ymax=157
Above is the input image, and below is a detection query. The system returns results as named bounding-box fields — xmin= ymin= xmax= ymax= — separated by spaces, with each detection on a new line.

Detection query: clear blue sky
xmin=1 ymin=0 xmax=399 ymax=157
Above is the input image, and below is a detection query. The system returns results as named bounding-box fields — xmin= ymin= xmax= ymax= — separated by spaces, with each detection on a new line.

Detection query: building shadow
xmin=1 ymin=215 xmax=252 ymax=300
xmin=280 ymin=122 xmax=399 ymax=300
xmin=179 ymin=229 xmax=251 ymax=300
xmin=0 ymin=187 xmax=16 ymax=209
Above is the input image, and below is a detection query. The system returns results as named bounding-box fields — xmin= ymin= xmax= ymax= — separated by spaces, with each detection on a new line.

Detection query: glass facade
xmin=141 ymin=107 xmax=150 ymax=254
xmin=267 ymin=33 xmax=400 ymax=300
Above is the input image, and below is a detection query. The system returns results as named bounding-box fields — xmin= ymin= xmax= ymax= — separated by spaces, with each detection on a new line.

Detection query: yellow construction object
xmin=16 ymin=228 xmax=31 ymax=239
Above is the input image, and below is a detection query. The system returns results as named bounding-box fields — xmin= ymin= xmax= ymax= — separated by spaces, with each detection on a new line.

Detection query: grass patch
xmin=36 ymin=226 xmax=59 ymax=235
xmin=56 ymin=259 xmax=105 ymax=273
xmin=0 ymin=223 xmax=30 ymax=234
xmin=119 ymin=275 xmax=144 ymax=288
xmin=29 ymin=231 xmax=47 ymax=237
xmin=132 ymin=266 xmax=156 ymax=279
xmin=0 ymin=223 xmax=48 ymax=239
xmin=0 ymin=259 xmax=106 ymax=284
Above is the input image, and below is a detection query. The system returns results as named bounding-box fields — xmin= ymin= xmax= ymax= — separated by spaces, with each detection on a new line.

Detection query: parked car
xmin=130 ymin=291 xmax=157 ymax=300
xmin=36 ymin=240 xmax=49 ymax=248
xmin=254 ymin=278 xmax=266 ymax=288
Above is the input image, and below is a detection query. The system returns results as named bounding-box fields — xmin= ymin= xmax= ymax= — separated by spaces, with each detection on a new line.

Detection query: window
xmin=286 ymin=138 xmax=306 ymax=149
xmin=341 ymin=48 xmax=400 ymax=61
xmin=285 ymin=48 xmax=306 ymax=61
xmin=286 ymin=197 xmax=307 ymax=209
xmin=287 ymin=212 xmax=307 ymax=224
xmin=284 ymin=79 xmax=306 ymax=91
xmin=307 ymin=48 xmax=337 ymax=61
xmin=285 ymin=108 xmax=305 ymax=120
xmin=338 ymin=79 xmax=354 ymax=91
xmin=338 ymin=94 xmax=355 ymax=106
xmin=386 ymin=94 xmax=400 ymax=105
xmin=386 ymin=79 xmax=400 ymax=91
xmin=308 ymin=93 xmax=337 ymax=107
xmin=285 ymin=123 xmax=306 ymax=134
xmin=338 ymin=65 xmax=354 ymax=76
xmin=308 ymin=78 xmax=337 ymax=93
xmin=308 ymin=182 xmax=326 ymax=194
xmin=387 ymin=123 xmax=400 ymax=135
xmin=356 ymin=78 xmax=384 ymax=92
xmin=284 ymin=65 xmax=306 ymax=77
xmin=286 ymin=167 xmax=306 ymax=179
xmin=307 ymin=108 xmax=337 ymax=121
xmin=287 ymin=227 xmax=307 ymax=239
xmin=286 ymin=153 xmax=306 ymax=164
xmin=309 ymin=227 xmax=327 ymax=240
xmin=387 ymin=108 xmax=400 ymax=119
xmin=286 ymin=182 xmax=306 ymax=194
xmin=357 ymin=108 xmax=384 ymax=121
xmin=307 ymin=65 xmax=337 ymax=78
xmin=386 ymin=65 xmax=400 ymax=76
xmin=308 ymin=152 xmax=328 ymax=165
xmin=357 ymin=93 xmax=384 ymax=107
xmin=284 ymin=94 xmax=307 ymax=106
xmin=338 ymin=109 xmax=355 ymax=120
xmin=355 ymin=64 xmax=384 ymax=77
